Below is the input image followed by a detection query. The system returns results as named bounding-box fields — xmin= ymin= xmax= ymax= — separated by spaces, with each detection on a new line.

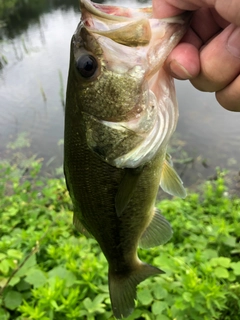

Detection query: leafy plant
xmin=0 ymin=152 xmax=240 ymax=320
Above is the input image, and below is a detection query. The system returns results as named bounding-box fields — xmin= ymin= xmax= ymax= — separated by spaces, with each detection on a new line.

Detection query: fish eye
xmin=76 ymin=55 xmax=98 ymax=78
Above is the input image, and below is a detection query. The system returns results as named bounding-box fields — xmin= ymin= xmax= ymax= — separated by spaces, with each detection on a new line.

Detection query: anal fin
xmin=73 ymin=212 xmax=93 ymax=238
xmin=139 ymin=209 xmax=172 ymax=248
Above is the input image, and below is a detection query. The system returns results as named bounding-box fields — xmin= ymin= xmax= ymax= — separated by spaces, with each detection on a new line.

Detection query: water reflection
xmin=0 ymin=7 xmax=78 ymax=170
xmin=0 ymin=0 xmax=80 ymax=39
xmin=0 ymin=0 xmax=239 ymax=189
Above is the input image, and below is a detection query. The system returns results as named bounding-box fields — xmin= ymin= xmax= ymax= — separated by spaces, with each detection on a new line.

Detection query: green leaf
xmin=25 ymin=269 xmax=47 ymax=288
xmin=50 ymin=300 xmax=59 ymax=309
xmin=0 ymin=253 xmax=7 ymax=260
xmin=210 ymin=257 xmax=231 ymax=268
xmin=15 ymin=254 xmax=36 ymax=277
xmin=231 ymin=262 xmax=240 ymax=275
xmin=156 ymin=315 xmax=170 ymax=320
xmin=0 ymin=260 xmax=10 ymax=275
xmin=183 ymin=292 xmax=192 ymax=302
xmin=48 ymin=266 xmax=76 ymax=287
xmin=9 ymin=276 xmax=20 ymax=287
xmin=214 ymin=267 xmax=229 ymax=279
xmin=153 ymin=253 xmax=175 ymax=271
xmin=92 ymin=294 xmax=105 ymax=306
xmin=228 ymin=271 xmax=236 ymax=282
xmin=82 ymin=296 xmax=105 ymax=314
xmin=218 ymin=257 xmax=231 ymax=268
xmin=126 ymin=310 xmax=142 ymax=320
xmin=4 ymin=291 xmax=22 ymax=310
xmin=152 ymin=301 xmax=168 ymax=315
xmin=224 ymin=236 xmax=236 ymax=247
xmin=91 ymin=295 xmax=105 ymax=313
xmin=0 ymin=307 xmax=10 ymax=320
xmin=138 ymin=289 xmax=152 ymax=306
xmin=153 ymin=284 xmax=168 ymax=300
xmin=16 ymin=279 xmax=31 ymax=291
xmin=7 ymin=249 xmax=22 ymax=260
xmin=218 ymin=257 xmax=230 ymax=268
xmin=83 ymin=297 xmax=91 ymax=309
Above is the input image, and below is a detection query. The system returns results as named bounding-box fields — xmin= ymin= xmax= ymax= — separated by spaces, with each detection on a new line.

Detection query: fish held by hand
xmin=64 ymin=0 xmax=190 ymax=318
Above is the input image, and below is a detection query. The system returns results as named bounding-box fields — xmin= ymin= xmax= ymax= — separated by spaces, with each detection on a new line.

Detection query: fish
xmin=64 ymin=0 xmax=190 ymax=318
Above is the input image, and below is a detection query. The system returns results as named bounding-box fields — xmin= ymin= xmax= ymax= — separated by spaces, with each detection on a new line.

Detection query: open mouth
xmin=80 ymin=0 xmax=152 ymax=47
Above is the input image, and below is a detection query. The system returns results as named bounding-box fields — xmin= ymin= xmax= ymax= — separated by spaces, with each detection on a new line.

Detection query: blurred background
xmin=0 ymin=0 xmax=239 ymax=192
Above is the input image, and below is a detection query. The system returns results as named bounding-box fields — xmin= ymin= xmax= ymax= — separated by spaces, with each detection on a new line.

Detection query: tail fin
xmin=108 ymin=262 xmax=163 ymax=319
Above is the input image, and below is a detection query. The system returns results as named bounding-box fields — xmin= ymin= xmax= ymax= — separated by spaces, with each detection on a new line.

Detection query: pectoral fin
xmin=73 ymin=212 xmax=93 ymax=238
xmin=160 ymin=155 xmax=187 ymax=198
xmin=139 ymin=209 xmax=172 ymax=248
xmin=115 ymin=168 xmax=143 ymax=217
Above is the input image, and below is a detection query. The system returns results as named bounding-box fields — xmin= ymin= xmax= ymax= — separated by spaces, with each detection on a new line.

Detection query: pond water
xmin=0 ymin=0 xmax=240 ymax=189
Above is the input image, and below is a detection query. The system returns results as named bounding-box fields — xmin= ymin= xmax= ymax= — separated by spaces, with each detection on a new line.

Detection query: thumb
xmin=153 ymin=0 xmax=240 ymax=26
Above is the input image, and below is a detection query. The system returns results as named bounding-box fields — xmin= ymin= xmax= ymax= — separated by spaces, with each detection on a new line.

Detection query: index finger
xmin=152 ymin=2 xmax=183 ymax=18
xmin=152 ymin=0 xmax=201 ymax=18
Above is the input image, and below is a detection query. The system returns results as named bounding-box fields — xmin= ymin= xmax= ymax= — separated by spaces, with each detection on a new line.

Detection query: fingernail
xmin=227 ymin=26 xmax=240 ymax=58
xmin=169 ymin=60 xmax=193 ymax=79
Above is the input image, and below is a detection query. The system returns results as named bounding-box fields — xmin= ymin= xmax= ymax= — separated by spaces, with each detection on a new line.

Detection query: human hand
xmin=152 ymin=0 xmax=240 ymax=111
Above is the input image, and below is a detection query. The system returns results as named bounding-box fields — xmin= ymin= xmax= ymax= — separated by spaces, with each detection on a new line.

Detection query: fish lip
xmin=80 ymin=0 xmax=152 ymax=22
xmin=80 ymin=0 xmax=132 ymax=21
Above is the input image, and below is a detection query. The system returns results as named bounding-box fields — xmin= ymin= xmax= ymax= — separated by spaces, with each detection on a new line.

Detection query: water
xmin=0 ymin=0 xmax=240 ymax=188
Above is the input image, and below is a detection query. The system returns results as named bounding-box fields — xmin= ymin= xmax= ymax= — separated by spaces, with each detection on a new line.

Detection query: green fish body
xmin=64 ymin=1 xmax=190 ymax=318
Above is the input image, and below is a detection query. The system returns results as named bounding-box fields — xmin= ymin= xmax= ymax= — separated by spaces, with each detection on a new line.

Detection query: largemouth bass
xmin=64 ymin=0 xmax=190 ymax=318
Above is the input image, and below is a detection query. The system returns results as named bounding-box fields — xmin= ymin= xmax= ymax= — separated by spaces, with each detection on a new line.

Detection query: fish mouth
xmin=79 ymin=0 xmax=192 ymax=70
xmin=80 ymin=0 xmax=153 ymax=47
